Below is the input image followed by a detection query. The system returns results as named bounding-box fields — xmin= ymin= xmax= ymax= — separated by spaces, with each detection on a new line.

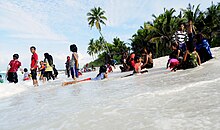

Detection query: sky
xmin=0 ymin=0 xmax=217 ymax=71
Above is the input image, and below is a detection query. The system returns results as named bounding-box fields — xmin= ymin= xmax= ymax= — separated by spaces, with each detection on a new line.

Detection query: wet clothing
xmin=70 ymin=52 xmax=79 ymax=78
xmin=31 ymin=69 xmax=37 ymax=80
xmin=7 ymin=72 xmax=18 ymax=83
xmin=196 ymin=39 xmax=213 ymax=63
xmin=43 ymin=71 xmax=54 ymax=81
xmin=23 ymin=72 xmax=30 ymax=80
xmin=8 ymin=60 xmax=21 ymax=73
xmin=92 ymin=73 xmax=106 ymax=81
xmin=31 ymin=53 xmax=38 ymax=69
xmin=70 ymin=66 xmax=78 ymax=79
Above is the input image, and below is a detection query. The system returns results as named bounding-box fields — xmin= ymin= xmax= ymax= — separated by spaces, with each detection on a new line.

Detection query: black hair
xmin=195 ymin=33 xmax=203 ymax=43
xmin=24 ymin=68 xmax=28 ymax=72
xmin=186 ymin=41 xmax=195 ymax=53
xmin=178 ymin=22 xmax=185 ymax=27
xmin=30 ymin=46 xmax=36 ymax=50
xmin=134 ymin=56 xmax=141 ymax=62
xmin=0 ymin=75 xmax=2 ymax=78
xmin=13 ymin=54 xmax=19 ymax=59
xmin=96 ymin=65 xmax=107 ymax=78
xmin=70 ymin=44 xmax=78 ymax=52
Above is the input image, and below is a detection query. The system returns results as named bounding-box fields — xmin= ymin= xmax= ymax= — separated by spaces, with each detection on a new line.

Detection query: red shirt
xmin=31 ymin=52 xmax=38 ymax=69
xmin=8 ymin=60 xmax=21 ymax=72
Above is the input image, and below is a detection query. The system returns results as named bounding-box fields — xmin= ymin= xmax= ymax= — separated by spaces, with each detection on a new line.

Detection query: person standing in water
xmin=43 ymin=53 xmax=55 ymax=81
xmin=172 ymin=23 xmax=189 ymax=53
xmin=30 ymin=46 xmax=39 ymax=86
xmin=65 ymin=56 xmax=71 ymax=78
xmin=7 ymin=54 xmax=23 ymax=83
xmin=70 ymin=44 xmax=79 ymax=80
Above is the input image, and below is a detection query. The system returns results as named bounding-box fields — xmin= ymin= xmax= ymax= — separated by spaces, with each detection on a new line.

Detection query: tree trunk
xmin=98 ymin=30 xmax=111 ymax=56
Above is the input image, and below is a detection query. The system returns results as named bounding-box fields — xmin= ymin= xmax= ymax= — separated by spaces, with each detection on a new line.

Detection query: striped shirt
xmin=172 ymin=31 xmax=188 ymax=45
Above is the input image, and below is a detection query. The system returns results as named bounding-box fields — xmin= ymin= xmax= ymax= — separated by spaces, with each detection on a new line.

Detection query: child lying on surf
xmin=62 ymin=65 xmax=108 ymax=86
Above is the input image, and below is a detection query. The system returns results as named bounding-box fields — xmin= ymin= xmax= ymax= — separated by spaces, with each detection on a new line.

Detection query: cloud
xmin=0 ymin=1 xmax=68 ymax=42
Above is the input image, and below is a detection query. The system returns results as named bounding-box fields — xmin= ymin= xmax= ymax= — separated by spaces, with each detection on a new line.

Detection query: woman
xmin=44 ymin=53 xmax=55 ymax=81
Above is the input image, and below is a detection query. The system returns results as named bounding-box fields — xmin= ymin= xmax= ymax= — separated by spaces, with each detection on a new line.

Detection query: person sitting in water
xmin=120 ymin=53 xmax=135 ymax=72
xmin=7 ymin=54 xmax=23 ymax=83
xmin=173 ymin=41 xmax=201 ymax=71
xmin=195 ymin=33 xmax=213 ymax=63
xmin=141 ymin=48 xmax=153 ymax=69
xmin=23 ymin=68 xmax=31 ymax=81
xmin=0 ymin=75 xmax=4 ymax=83
xmin=167 ymin=42 xmax=182 ymax=69
xmin=134 ymin=56 xmax=143 ymax=73
xmin=62 ymin=65 xmax=108 ymax=86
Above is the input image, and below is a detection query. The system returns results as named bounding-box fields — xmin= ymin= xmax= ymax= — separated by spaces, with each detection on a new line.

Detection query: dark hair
xmin=0 ymin=75 xmax=2 ymax=78
xmin=30 ymin=46 xmax=36 ymax=50
xmin=178 ymin=22 xmax=185 ymax=27
xmin=96 ymin=65 xmax=107 ymax=78
xmin=134 ymin=56 xmax=141 ymax=62
xmin=195 ymin=33 xmax=203 ymax=43
xmin=70 ymin=44 xmax=77 ymax=52
xmin=24 ymin=68 xmax=28 ymax=72
xmin=13 ymin=54 xmax=19 ymax=59
xmin=186 ymin=41 xmax=195 ymax=53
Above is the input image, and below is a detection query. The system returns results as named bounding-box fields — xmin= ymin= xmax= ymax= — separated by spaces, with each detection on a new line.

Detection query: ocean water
xmin=0 ymin=48 xmax=220 ymax=130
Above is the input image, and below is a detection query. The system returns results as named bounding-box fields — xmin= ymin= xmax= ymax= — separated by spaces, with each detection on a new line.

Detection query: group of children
xmin=5 ymin=46 xmax=59 ymax=86
xmin=167 ymin=21 xmax=213 ymax=71
xmin=120 ymin=48 xmax=154 ymax=74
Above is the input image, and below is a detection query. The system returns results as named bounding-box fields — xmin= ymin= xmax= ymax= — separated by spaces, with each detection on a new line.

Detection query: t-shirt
xmin=23 ymin=72 xmax=30 ymax=79
xmin=8 ymin=60 xmax=21 ymax=72
xmin=172 ymin=31 xmax=188 ymax=45
xmin=44 ymin=59 xmax=53 ymax=72
xmin=70 ymin=52 xmax=78 ymax=67
xmin=31 ymin=53 xmax=38 ymax=69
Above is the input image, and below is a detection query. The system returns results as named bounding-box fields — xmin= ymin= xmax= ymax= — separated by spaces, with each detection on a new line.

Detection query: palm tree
xmin=203 ymin=2 xmax=220 ymax=41
xmin=87 ymin=7 xmax=110 ymax=54
xmin=181 ymin=3 xmax=205 ymax=33
xmin=87 ymin=39 xmax=96 ymax=59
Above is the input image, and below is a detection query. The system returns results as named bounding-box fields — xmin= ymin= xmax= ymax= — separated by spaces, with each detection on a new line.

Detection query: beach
xmin=0 ymin=47 xmax=220 ymax=130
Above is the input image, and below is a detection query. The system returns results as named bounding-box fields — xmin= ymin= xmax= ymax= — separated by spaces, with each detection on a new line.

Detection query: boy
xmin=7 ymin=54 xmax=23 ymax=83
xmin=70 ymin=44 xmax=79 ymax=80
xmin=30 ymin=46 xmax=39 ymax=86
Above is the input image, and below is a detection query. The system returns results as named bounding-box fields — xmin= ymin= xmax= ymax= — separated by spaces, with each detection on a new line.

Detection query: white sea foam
xmin=0 ymin=47 xmax=219 ymax=130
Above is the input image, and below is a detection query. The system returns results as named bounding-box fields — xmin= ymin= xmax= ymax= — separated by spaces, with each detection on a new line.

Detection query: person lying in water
xmin=62 ymin=65 xmax=108 ymax=86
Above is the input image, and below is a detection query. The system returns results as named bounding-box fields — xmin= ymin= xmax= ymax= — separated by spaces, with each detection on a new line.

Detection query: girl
xmin=70 ymin=44 xmax=79 ymax=80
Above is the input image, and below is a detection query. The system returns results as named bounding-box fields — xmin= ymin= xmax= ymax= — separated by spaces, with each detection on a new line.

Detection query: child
xmin=134 ymin=56 xmax=143 ymax=73
xmin=62 ymin=65 xmax=108 ymax=86
xmin=70 ymin=44 xmax=79 ymax=80
xmin=7 ymin=54 xmax=23 ymax=83
xmin=183 ymin=42 xmax=201 ymax=69
xmin=167 ymin=42 xmax=181 ymax=69
xmin=39 ymin=61 xmax=46 ymax=81
xmin=23 ymin=68 xmax=31 ymax=81
xmin=30 ymin=46 xmax=39 ymax=86
xmin=0 ymin=75 xmax=3 ymax=83
xmin=65 ymin=56 xmax=71 ymax=78
xmin=141 ymin=48 xmax=153 ymax=69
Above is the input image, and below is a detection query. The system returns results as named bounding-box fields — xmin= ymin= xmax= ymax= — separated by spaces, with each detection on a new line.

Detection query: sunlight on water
xmin=0 ymin=48 xmax=220 ymax=130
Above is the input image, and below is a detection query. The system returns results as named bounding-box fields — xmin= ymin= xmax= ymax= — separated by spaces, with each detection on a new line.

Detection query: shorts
xmin=31 ymin=69 xmax=37 ymax=80
xmin=179 ymin=43 xmax=186 ymax=53
xmin=7 ymin=72 xmax=18 ymax=83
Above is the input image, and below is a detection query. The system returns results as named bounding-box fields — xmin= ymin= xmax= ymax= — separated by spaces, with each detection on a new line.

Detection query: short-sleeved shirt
xmin=8 ymin=60 xmax=21 ymax=72
xmin=70 ymin=52 xmax=78 ymax=67
xmin=31 ymin=53 xmax=38 ymax=69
